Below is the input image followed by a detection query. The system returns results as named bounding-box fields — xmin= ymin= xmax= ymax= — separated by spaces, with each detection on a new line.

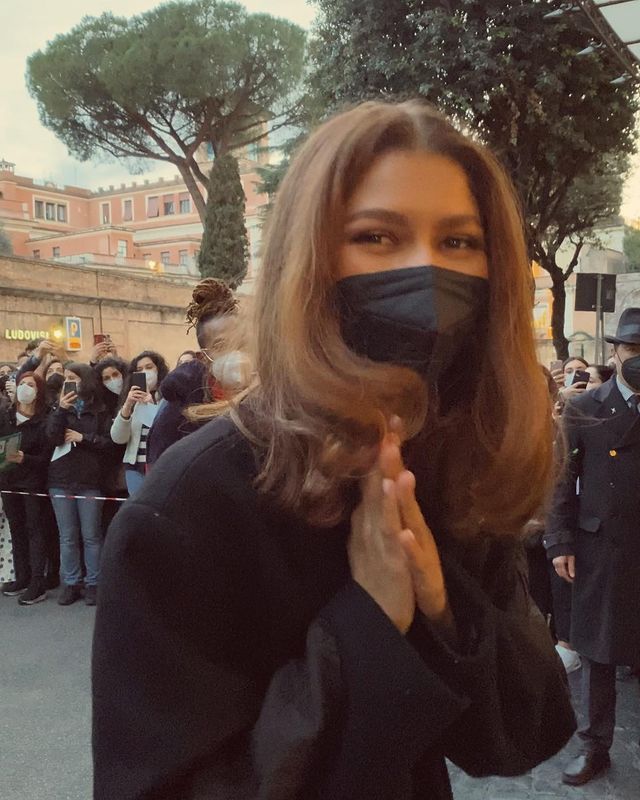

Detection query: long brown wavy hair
xmin=205 ymin=100 xmax=555 ymax=535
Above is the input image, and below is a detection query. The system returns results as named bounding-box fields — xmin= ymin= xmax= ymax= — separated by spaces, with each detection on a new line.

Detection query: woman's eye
xmin=443 ymin=235 xmax=484 ymax=250
xmin=350 ymin=231 xmax=393 ymax=245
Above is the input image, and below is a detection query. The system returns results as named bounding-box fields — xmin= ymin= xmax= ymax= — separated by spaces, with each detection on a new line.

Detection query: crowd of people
xmin=0 ymin=278 xmax=249 ymax=607
xmin=2 ymin=100 xmax=639 ymax=798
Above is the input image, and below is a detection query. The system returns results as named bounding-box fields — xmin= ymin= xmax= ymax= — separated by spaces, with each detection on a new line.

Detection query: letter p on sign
xmin=65 ymin=317 xmax=82 ymax=351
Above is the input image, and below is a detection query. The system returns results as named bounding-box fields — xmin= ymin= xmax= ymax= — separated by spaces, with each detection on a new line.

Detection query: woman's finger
xmin=396 ymin=470 xmax=435 ymax=551
xmin=381 ymin=478 xmax=404 ymax=557
xmin=379 ymin=435 xmax=405 ymax=481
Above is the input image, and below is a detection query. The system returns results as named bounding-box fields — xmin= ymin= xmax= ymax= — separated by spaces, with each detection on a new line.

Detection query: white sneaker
xmin=556 ymin=644 xmax=582 ymax=674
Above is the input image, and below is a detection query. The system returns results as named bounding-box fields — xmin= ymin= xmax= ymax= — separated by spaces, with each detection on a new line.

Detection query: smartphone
xmin=550 ymin=359 xmax=563 ymax=373
xmin=131 ymin=371 xmax=147 ymax=392
xmin=572 ymin=369 xmax=590 ymax=386
xmin=63 ymin=381 xmax=78 ymax=396
xmin=94 ymin=333 xmax=108 ymax=345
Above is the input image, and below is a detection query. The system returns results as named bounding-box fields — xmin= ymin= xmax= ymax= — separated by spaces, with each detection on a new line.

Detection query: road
xmin=1 ymin=588 xmax=638 ymax=799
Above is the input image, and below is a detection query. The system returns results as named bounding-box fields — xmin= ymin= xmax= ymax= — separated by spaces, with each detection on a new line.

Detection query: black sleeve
xmin=16 ymin=355 xmax=40 ymax=383
xmin=81 ymin=413 xmax=117 ymax=451
xmin=407 ymin=546 xmax=576 ymax=777
xmin=45 ymin=406 xmax=67 ymax=446
xmin=544 ymin=410 xmax=582 ymax=559
xmin=92 ymin=502 xmax=470 ymax=800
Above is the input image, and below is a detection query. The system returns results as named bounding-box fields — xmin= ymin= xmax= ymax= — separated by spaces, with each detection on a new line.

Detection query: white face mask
xmin=143 ymin=369 xmax=158 ymax=391
xmin=105 ymin=377 xmax=123 ymax=395
xmin=16 ymin=383 xmax=37 ymax=405
xmin=210 ymin=351 xmax=251 ymax=390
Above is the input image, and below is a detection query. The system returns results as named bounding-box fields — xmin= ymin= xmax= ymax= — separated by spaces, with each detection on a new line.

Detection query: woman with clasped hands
xmin=93 ymin=101 xmax=576 ymax=800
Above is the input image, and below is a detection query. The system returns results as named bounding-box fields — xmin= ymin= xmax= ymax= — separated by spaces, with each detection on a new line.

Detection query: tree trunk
xmin=175 ymin=162 xmax=207 ymax=224
xmin=549 ymin=270 xmax=570 ymax=360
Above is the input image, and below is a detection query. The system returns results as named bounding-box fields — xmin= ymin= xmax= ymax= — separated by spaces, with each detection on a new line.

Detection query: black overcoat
xmin=92 ymin=416 xmax=575 ymax=800
xmin=545 ymin=377 xmax=640 ymax=664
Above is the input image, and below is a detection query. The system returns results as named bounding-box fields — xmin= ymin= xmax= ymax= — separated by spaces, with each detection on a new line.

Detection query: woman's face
xmin=337 ymin=150 xmax=488 ymax=280
xmin=136 ymin=356 xmax=156 ymax=373
xmin=586 ymin=366 xmax=603 ymax=390
xmin=563 ymin=359 xmax=586 ymax=378
xmin=46 ymin=361 xmax=64 ymax=379
xmin=19 ymin=375 xmax=37 ymax=391
xmin=0 ymin=365 xmax=12 ymax=377
xmin=64 ymin=369 xmax=81 ymax=384
xmin=101 ymin=366 xmax=122 ymax=384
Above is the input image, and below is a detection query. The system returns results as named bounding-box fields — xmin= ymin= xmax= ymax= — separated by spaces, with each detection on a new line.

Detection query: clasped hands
xmin=349 ymin=420 xmax=453 ymax=635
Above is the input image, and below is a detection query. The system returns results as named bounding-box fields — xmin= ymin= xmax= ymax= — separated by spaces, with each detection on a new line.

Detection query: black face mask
xmin=335 ymin=265 xmax=489 ymax=384
xmin=46 ymin=373 xmax=64 ymax=392
xmin=621 ymin=354 xmax=640 ymax=392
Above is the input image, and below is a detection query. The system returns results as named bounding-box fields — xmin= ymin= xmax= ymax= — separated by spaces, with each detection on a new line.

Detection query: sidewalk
xmin=1 ymin=589 xmax=638 ymax=799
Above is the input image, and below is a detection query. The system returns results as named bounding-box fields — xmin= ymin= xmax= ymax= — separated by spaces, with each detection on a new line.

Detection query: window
xmin=32 ymin=249 xmax=40 ymax=259
xmin=52 ymin=247 xmax=60 ymax=258
xmin=179 ymin=193 xmax=191 ymax=214
xmin=117 ymin=240 xmax=127 ymax=258
xmin=160 ymin=251 xmax=170 ymax=266
xmin=178 ymin=249 xmax=188 ymax=266
xmin=45 ymin=202 xmax=55 ymax=221
xmin=147 ymin=196 xmax=159 ymax=218
xmin=101 ymin=203 xmax=110 ymax=224
xmin=56 ymin=204 xmax=67 ymax=222
xmin=163 ymin=196 xmax=175 ymax=215
xmin=34 ymin=200 xmax=44 ymax=219
xmin=123 ymin=199 xmax=133 ymax=221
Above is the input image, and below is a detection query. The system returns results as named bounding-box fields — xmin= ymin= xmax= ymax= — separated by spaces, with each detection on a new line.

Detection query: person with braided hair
xmin=145 ymin=278 xmax=240 ymax=467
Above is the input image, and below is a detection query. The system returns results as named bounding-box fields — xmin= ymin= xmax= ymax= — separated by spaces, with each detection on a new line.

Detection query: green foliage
xmin=0 ymin=223 xmax=13 ymax=256
xmin=309 ymin=0 xmax=639 ymax=356
xmin=624 ymin=225 xmax=640 ymax=272
xmin=198 ymin=153 xmax=249 ymax=288
xmin=26 ymin=0 xmax=307 ymax=221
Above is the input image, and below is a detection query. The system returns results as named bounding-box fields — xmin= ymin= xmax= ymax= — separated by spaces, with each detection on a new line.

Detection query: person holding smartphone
xmin=46 ymin=363 xmax=117 ymax=606
xmin=0 ymin=372 xmax=52 ymax=604
xmin=110 ymin=351 xmax=168 ymax=496
xmin=93 ymin=100 xmax=575 ymax=800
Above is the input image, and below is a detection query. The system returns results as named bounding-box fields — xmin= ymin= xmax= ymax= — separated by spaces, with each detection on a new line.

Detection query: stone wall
xmin=0 ymin=255 xmax=198 ymax=365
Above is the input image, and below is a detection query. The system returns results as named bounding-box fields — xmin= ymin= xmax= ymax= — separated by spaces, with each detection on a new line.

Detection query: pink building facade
xmin=0 ymin=151 xmax=268 ymax=282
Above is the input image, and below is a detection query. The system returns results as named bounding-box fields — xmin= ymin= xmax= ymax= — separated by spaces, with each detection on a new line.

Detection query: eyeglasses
xmin=199 ymin=349 xmax=215 ymax=363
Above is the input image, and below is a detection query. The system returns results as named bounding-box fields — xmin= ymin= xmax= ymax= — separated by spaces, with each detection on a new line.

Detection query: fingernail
xmin=382 ymin=478 xmax=394 ymax=495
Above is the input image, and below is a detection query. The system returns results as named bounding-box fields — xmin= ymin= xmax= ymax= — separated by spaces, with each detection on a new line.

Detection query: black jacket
xmin=92 ymin=416 xmax=575 ymax=800
xmin=0 ymin=407 xmax=51 ymax=491
xmin=146 ymin=360 xmax=206 ymax=465
xmin=46 ymin=401 xmax=116 ymax=491
xmin=545 ymin=377 xmax=640 ymax=664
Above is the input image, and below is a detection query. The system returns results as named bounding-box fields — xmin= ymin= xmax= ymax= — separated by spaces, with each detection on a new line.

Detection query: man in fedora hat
xmin=545 ymin=307 xmax=640 ymax=786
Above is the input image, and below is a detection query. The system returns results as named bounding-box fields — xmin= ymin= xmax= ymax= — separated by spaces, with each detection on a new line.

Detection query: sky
xmin=0 ymin=0 xmax=638 ymax=220
xmin=0 ymin=0 xmax=318 ymax=190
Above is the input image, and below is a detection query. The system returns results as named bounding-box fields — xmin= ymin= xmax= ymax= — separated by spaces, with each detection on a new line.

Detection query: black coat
xmin=0 ymin=407 xmax=51 ymax=491
xmin=545 ymin=377 xmax=640 ymax=664
xmin=92 ymin=416 xmax=575 ymax=800
xmin=46 ymin=402 xmax=116 ymax=491
xmin=146 ymin=360 xmax=205 ymax=465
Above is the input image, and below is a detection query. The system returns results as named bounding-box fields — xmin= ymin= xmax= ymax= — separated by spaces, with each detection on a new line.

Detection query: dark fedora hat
xmin=605 ymin=308 xmax=640 ymax=345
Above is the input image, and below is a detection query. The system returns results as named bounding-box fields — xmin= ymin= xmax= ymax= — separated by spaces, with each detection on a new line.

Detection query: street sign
xmin=65 ymin=317 xmax=82 ymax=351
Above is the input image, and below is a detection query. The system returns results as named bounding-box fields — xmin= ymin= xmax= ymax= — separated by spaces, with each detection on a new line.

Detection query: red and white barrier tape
xmin=0 ymin=489 xmax=126 ymax=502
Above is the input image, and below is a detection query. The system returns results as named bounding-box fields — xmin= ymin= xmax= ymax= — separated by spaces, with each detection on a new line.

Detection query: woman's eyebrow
xmin=344 ymin=208 xmax=409 ymax=225
xmin=344 ymin=209 xmax=483 ymax=229
xmin=437 ymin=214 xmax=484 ymax=229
